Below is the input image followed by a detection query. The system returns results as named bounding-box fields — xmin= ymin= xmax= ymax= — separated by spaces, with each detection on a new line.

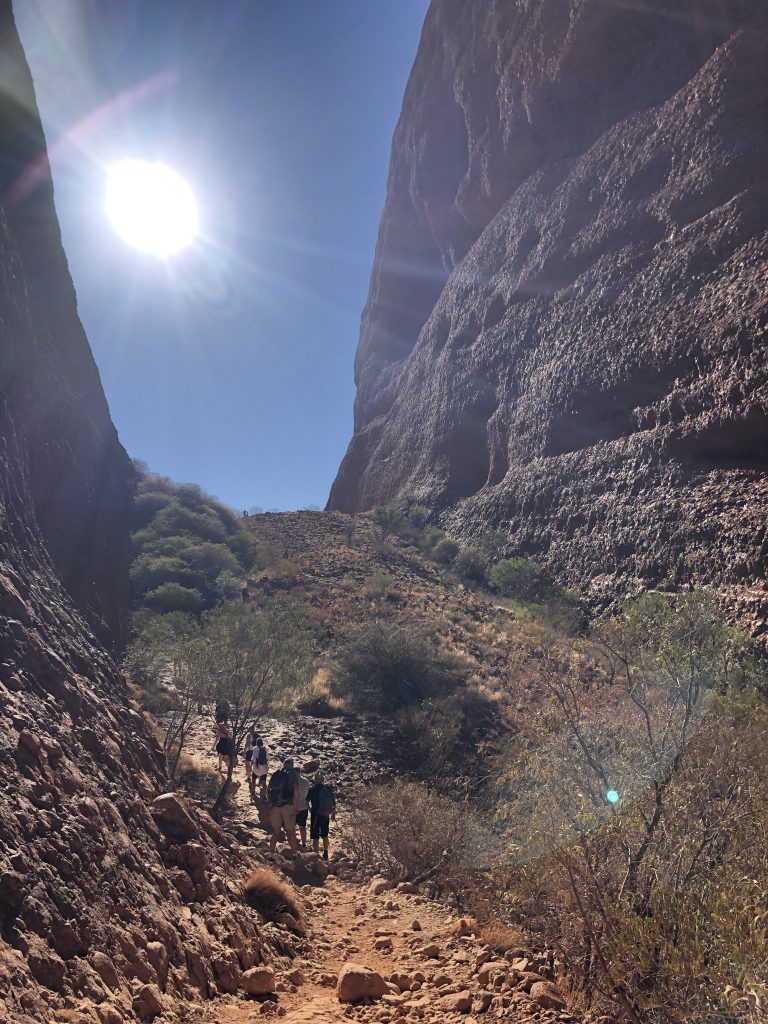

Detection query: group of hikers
xmin=214 ymin=719 xmax=336 ymax=860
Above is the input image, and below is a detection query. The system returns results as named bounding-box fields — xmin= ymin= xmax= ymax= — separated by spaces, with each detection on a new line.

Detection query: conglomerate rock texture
xmin=0 ymin=8 xmax=284 ymax=1022
xmin=329 ymin=0 xmax=768 ymax=635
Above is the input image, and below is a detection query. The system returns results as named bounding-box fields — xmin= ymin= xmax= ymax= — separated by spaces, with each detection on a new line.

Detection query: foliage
xmin=363 ymin=569 xmax=394 ymax=600
xmin=333 ymin=622 xmax=467 ymax=715
xmin=432 ymin=536 xmax=460 ymax=565
xmin=496 ymin=591 xmax=768 ymax=1022
xmin=129 ymin=470 xmax=261 ymax=614
xmin=477 ymin=530 xmax=508 ymax=565
xmin=143 ymin=582 xmax=206 ymax=614
xmin=346 ymin=780 xmax=491 ymax=897
xmin=127 ymin=611 xmax=208 ymax=779
xmin=488 ymin=557 xmax=548 ymax=601
xmin=454 ymin=546 xmax=487 ymax=583
xmin=421 ymin=525 xmax=447 ymax=551
xmin=130 ymin=600 xmax=314 ymax=809
xmin=372 ymin=502 xmax=404 ymax=539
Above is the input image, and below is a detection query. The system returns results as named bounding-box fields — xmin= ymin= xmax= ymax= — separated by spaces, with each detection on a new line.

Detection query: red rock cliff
xmin=0 ymin=9 xmax=279 ymax=1020
xmin=329 ymin=0 xmax=768 ymax=633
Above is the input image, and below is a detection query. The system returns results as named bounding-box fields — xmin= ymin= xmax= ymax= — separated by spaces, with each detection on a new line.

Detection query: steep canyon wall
xmin=0 ymin=8 xmax=275 ymax=1021
xmin=329 ymin=0 xmax=768 ymax=633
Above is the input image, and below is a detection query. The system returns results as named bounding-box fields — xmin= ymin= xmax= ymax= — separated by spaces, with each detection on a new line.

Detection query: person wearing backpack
xmin=294 ymin=769 xmax=312 ymax=850
xmin=307 ymin=772 xmax=336 ymax=861
xmin=268 ymin=757 xmax=299 ymax=856
xmin=253 ymin=737 xmax=268 ymax=801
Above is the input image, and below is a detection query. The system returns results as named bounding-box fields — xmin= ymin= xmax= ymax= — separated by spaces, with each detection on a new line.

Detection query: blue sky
xmin=16 ymin=1 xmax=429 ymax=512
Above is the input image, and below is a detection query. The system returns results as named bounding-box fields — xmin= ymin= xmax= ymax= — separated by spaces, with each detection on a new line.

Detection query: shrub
xmin=421 ymin=525 xmax=447 ymax=551
xmin=346 ymin=780 xmax=492 ymax=896
xmin=496 ymin=591 xmax=768 ymax=1022
xmin=488 ymin=557 xmax=547 ymax=601
xmin=433 ymin=537 xmax=460 ymax=565
xmin=363 ymin=569 xmax=394 ymax=600
xmin=143 ymin=582 xmax=206 ymax=614
xmin=478 ymin=530 xmax=507 ymax=564
xmin=372 ymin=503 xmax=404 ymax=539
xmin=333 ymin=622 xmax=466 ymax=714
xmin=454 ymin=546 xmax=486 ymax=583
xmin=244 ymin=868 xmax=305 ymax=930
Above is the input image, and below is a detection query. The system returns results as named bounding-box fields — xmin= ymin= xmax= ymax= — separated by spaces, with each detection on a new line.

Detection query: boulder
xmin=242 ymin=966 xmax=277 ymax=995
xmin=530 ymin=980 xmax=566 ymax=1011
xmin=132 ymin=984 xmax=165 ymax=1021
xmin=337 ymin=963 xmax=389 ymax=1003
xmin=91 ymin=951 xmax=120 ymax=991
xmin=439 ymin=991 xmax=473 ymax=1013
xmin=369 ymin=877 xmax=393 ymax=896
xmin=150 ymin=793 xmax=199 ymax=842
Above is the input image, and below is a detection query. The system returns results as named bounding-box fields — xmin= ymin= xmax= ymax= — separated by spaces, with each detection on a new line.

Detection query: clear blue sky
xmin=16 ymin=1 xmax=429 ymax=512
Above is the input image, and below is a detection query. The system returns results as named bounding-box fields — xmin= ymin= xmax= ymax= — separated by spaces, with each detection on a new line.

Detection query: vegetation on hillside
xmin=129 ymin=466 xmax=261 ymax=616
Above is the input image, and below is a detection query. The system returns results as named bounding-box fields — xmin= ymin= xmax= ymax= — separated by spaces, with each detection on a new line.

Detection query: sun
xmin=105 ymin=160 xmax=198 ymax=257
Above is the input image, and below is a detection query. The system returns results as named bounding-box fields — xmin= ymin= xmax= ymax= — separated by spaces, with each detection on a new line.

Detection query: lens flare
xmin=105 ymin=160 xmax=198 ymax=257
xmin=606 ymin=789 xmax=620 ymax=804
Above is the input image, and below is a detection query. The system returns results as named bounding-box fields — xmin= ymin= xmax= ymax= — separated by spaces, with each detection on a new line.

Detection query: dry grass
xmin=176 ymin=752 xmax=221 ymax=800
xmin=244 ymin=867 xmax=305 ymax=931
xmin=479 ymin=922 xmax=528 ymax=955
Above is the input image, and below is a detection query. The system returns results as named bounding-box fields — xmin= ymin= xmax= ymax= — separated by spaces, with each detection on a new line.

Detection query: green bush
xmin=129 ymin=470 xmax=261 ymax=615
xmin=143 ymin=582 xmax=206 ymax=614
xmin=454 ymin=546 xmax=486 ymax=582
xmin=363 ymin=569 xmax=394 ymax=600
xmin=421 ymin=525 xmax=446 ymax=551
xmin=333 ymin=622 xmax=466 ymax=714
xmin=433 ymin=536 xmax=460 ymax=565
xmin=488 ymin=557 xmax=547 ymax=601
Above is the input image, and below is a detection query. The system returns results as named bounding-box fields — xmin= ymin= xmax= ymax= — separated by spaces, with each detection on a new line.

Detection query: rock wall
xmin=0 ymin=2 xmax=134 ymax=647
xmin=329 ymin=0 xmax=768 ymax=634
xmin=0 ymin=8 xmax=283 ymax=1021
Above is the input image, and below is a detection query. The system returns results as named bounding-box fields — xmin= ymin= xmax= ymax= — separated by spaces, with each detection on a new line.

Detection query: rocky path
xmin=181 ymin=713 xmax=582 ymax=1024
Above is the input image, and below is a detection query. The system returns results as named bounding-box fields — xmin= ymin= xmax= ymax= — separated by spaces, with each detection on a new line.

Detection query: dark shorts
xmin=310 ymin=812 xmax=330 ymax=840
xmin=216 ymin=738 xmax=233 ymax=756
xmin=296 ymin=809 xmax=308 ymax=827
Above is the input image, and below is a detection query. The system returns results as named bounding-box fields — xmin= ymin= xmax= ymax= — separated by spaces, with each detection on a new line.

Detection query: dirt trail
xmin=179 ymin=714 xmax=581 ymax=1024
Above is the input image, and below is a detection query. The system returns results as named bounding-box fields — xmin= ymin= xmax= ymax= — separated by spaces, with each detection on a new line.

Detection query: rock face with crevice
xmin=329 ymin=0 xmax=768 ymax=636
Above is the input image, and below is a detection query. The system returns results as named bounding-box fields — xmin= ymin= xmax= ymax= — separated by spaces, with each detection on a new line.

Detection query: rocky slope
xmin=329 ymin=0 xmax=768 ymax=637
xmin=0 ymin=8 xmax=291 ymax=1021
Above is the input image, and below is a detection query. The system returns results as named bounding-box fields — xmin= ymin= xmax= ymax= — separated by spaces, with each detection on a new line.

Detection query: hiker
xmin=253 ymin=737 xmax=269 ymax=801
xmin=294 ymin=767 xmax=312 ymax=849
xmin=244 ymin=731 xmax=257 ymax=798
xmin=307 ymin=772 xmax=336 ymax=861
xmin=215 ymin=719 xmax=233 ymax=773
xmin=268 ymin=757 xmax=299 ymax=856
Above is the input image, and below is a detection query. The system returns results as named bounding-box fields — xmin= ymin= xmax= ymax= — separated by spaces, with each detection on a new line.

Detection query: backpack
xmin=316 ymin=784 xmax=334 ymax=816
xmin=268 ymin=769 xmax=292 ymax=806
xmin=244 ymin=747 xmax=253 ymax=762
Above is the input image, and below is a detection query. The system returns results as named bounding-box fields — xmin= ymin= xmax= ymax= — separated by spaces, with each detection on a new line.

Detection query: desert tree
xmin=127 ymin=611 xmax=208 ymax=781
xmin=202 ymin=599 xmax=314 ymax=813
xmin=498 ymin=591 xmax=767 ymax=1022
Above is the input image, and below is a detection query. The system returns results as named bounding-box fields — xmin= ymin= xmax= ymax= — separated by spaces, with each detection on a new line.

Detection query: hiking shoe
xmin=322 ymin=851 xmax=329 ymax=861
